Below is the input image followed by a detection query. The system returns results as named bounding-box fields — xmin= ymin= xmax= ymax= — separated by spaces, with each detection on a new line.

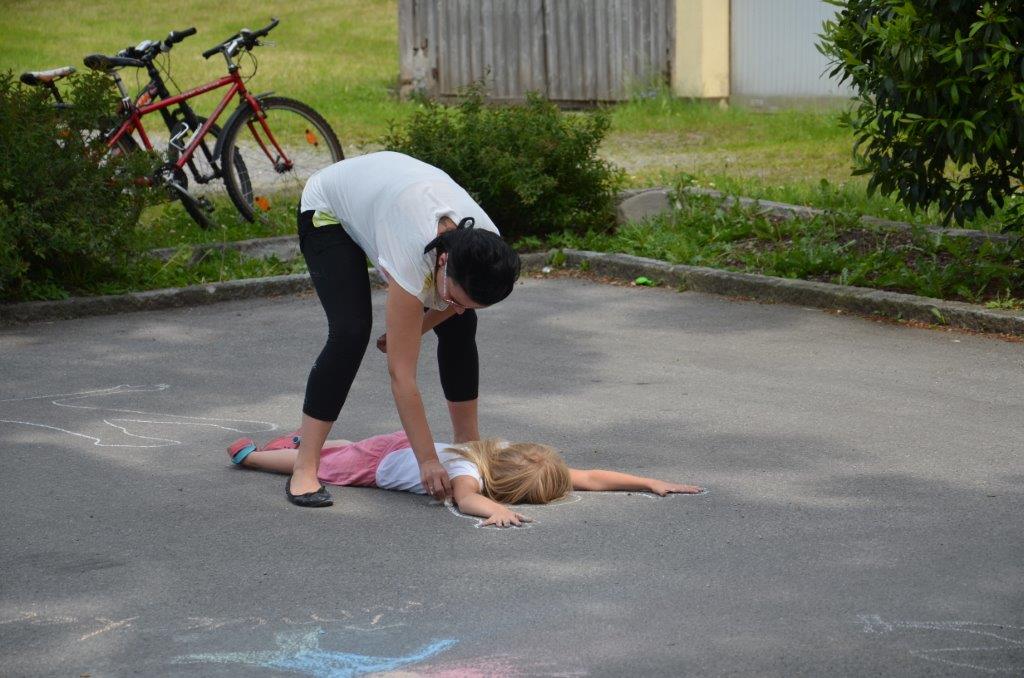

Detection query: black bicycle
xmin=85 ymin=27 xmax=248 ymax=228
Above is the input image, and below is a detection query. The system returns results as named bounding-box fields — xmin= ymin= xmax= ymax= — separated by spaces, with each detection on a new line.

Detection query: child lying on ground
xmin=227 ymin=430 xmax=703 ymax=527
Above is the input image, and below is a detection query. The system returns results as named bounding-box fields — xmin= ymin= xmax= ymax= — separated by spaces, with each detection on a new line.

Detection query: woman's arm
xmin=451 ymin=476 xmax=530 ymax=527
xmin=376 ymin=307 xmax=456 ymax=353
xmin=569 ymin=469 xmax=703 ymax=495
xmin=385 ymin=277 xmax=451 ymax=500
xmin=421 ymin=307 xmax=456 ymax=334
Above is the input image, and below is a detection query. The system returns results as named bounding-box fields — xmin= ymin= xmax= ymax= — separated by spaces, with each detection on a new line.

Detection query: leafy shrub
xmin=382 ymin=84 xmax=624 ymax=242
xmin=0 ymin=71 xmax=156 ymax=301
xmin=819 ymin=1 xmax=1024 ymax=233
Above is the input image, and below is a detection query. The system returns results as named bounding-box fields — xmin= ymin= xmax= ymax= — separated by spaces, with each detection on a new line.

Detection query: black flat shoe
xmin=286 ymin=477 xmax=333 ymax=508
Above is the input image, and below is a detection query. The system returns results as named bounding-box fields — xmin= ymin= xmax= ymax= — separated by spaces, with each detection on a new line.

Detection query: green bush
xmin=819 ymin=1 xmax=1024 ymax=234
xmin=382 ymin=84 xmax=625 ymax=242
xmin=0 ymin=71 xmax=155 ymax=301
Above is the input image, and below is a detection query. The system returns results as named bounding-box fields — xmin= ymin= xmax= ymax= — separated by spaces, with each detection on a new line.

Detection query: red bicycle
xmin=85 ymin=19 xmax=343 ymax=228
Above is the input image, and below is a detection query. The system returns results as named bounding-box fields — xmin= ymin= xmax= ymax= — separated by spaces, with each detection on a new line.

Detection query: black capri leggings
xmin=299 ymin=210 xmax=479 ymax=422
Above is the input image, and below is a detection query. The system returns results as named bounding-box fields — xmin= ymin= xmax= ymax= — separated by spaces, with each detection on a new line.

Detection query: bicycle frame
xmin=105 ymin=69 xmax=292 ymax=174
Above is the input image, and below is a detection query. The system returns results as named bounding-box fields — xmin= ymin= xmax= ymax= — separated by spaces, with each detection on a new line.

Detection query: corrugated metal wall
xmin=399 ymin=0 xmax=674 ymax=103
xmin=730 ymin=0 xmax=853 ymax=99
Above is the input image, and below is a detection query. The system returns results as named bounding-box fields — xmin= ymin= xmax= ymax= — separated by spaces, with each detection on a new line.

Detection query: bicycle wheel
xmin=220 ymin=96 xmax=343 ymax=225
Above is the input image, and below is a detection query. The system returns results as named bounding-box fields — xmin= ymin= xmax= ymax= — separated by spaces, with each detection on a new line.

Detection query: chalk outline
xmin=0 ymin=384 xmax=278 ymax=448
xmin=857 ymin=615 xmax=1024 ymax=674
xmin=437 ymin=487 xmax=707 ymax=530
xmin=439 ymin=499 xmax=535 ymax=530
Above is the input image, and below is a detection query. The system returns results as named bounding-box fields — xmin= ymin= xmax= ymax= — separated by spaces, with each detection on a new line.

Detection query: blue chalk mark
xmin=173 ymin=627 xmax=457 ymax=678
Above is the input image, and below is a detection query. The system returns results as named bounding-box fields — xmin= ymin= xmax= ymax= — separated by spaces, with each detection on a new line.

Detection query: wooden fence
xmin=398 ymin=0 xmax=675 ymax=104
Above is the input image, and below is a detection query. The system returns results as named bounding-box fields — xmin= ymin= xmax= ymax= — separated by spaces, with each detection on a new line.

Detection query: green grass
xmin=114 ymin=248 xmax=306 ymax=297
xmin=540 ymin=194 xmax=1023 ymax=306
xmin=0 ymin=0 xmax=405 ymax=143
xmin=603 ymin=92 xmax=1014 ymax=231
xmin=135 ymin=200 xmax=295 ymax=250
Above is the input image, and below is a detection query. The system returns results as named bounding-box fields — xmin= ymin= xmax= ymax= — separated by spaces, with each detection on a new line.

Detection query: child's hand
xmin=482 ymin=507 xmax=531 ymax=528
xmin=648 ymin=480 xmax=704 ymax=496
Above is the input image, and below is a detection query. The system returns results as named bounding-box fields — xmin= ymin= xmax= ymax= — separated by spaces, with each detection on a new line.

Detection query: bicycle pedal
xmin=198 ymin=197 xmax=214 ymax=213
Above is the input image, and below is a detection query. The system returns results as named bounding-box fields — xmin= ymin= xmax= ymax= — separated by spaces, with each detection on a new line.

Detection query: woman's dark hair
xmin=424 ymin=217 xmax=521 ymax=306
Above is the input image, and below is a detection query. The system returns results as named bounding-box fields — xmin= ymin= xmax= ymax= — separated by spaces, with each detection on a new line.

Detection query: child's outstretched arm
xmin=451 ymin=476 xmax=530 ymax=527
xmin=569 ymin=469 xmax=703 ymax=495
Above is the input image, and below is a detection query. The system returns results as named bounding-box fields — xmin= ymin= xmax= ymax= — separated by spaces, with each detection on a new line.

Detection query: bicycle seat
xmin=20 ymin=66 xmax=76 ymax=86
xmin=83 ymin=53 xmax=145 ymax=72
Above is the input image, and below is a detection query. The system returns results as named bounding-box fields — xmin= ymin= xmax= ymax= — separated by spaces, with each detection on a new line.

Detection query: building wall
xmin=399 ymin=0 xmax=852 ymax=103
xmin=398 ymin=0 xmax=674 ymax=103
xmin=672 ymin=0 xmax=729 ymax=99
xmin=729 ymin=0 xmax=853 ymax=99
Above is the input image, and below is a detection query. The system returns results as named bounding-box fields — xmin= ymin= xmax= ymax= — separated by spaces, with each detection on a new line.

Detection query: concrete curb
xmin=522 ymin=249 xmax=1024 ymax=336
xmin=616 ymin=187 xmax=1014 ymax=245
xmin=1 ymin=242 xmax=1018 ymax=335
xmin=0 ymin=254 xmax=552 ymax=326
xmin=0 ymin=274 xmax=314 ymax=325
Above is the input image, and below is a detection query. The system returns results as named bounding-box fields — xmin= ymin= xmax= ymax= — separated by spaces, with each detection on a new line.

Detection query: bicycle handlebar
xmin=109 ymin=26 xmax=197 ymax=66
xmin=202 ymin=18 xmax=279 ymax=59
xmin=164 ymin=27 xmax=197 ymax=47
xmin=84 ymin=53 xmax=145 ymax=72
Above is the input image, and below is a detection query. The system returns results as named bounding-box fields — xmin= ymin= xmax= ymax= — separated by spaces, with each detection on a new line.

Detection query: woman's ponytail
xmin=423 ymin=217 xmax=476 ymax=256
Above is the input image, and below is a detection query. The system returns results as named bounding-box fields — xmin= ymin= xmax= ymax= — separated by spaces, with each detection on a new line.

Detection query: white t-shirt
xmin=300 ymin=151 xmax=500 ymax=310
xmin=375 ymin=443 xmax=483 ymax=494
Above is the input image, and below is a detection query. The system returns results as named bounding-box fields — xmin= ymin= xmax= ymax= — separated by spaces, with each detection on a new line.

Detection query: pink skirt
xmin=316 ymin=430 xmax=411 ymax=487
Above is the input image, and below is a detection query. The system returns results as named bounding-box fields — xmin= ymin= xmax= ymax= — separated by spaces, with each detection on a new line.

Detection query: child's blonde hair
xmin=448 ymin=439 xmax=572 ymax=504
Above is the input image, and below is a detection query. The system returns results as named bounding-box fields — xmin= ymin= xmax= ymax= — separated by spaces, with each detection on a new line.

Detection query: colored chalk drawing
xmin=858 ymin=615 xmax=1024 ymax=674
xmin=0 ymin=384 xmax=277 ymax=448
xmin=1 ymin=608 xmax=584 ymax=676
xmin=173 ymin=627 xmax=456 ymax=677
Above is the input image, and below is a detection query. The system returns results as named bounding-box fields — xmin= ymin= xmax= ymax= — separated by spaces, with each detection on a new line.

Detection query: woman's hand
xmin=419 ymin=459 xmax=452 ymax=501
xmin=648 ymin=480 xmax=704 ymax=496
xmin=482 ymin=507 xmax=531 ymax=528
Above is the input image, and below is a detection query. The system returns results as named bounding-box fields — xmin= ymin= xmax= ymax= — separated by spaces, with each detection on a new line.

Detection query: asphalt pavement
xmin=1 ymin=277 xmax=1022 ymax=677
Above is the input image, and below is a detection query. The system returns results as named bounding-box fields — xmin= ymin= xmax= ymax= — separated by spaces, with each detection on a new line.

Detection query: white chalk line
xmin=859 ymin=616 xmax=1024 ymax=646
xmin=0 ymin=384 xmax=278 ymax=448
xmin=440 ymin=500 xmax=535 ymax=530
xmin=51 ymin=386 xmax=278 ymax=430
xmin=0 ymin=384 xmax=167 ymax=403
xmin=78 ymin=616 xmax=137 ymax=642
xmin=437 ymin=488 xmax=707 ymax=529
xmin=858 ymin=616 xmax=1024 ymax=674
xmin=0 ymin=419 xmax=175 ymax=448
xmin=908 ymin=647 xmax=1022 ymax=675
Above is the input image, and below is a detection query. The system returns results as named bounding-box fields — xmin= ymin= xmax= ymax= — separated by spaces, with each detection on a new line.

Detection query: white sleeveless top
xmin=300 ymin=151 xmax=500 ymax=310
